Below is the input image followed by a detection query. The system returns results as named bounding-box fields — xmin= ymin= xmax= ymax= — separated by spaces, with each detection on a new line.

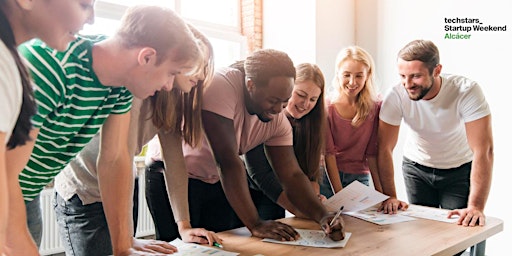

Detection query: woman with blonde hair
xmin=320 ymin=45 xmax=383 ymax=198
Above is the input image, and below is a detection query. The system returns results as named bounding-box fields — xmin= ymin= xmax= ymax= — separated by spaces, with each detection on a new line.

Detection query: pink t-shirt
xmin=324 ymin=101 xmax=380 ymax=174
xmin=183 ymin=67 xmax=293 ymax=183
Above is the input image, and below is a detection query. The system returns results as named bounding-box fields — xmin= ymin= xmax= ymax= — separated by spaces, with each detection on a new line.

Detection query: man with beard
xmin=377 ymin=39 xmax=493 ymax=235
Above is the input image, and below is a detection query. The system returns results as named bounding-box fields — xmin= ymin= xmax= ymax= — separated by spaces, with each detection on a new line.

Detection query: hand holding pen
xmin=322 ymin=206 xmax=345 ymax=241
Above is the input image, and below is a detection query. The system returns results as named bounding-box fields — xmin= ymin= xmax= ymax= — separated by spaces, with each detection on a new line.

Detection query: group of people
xmin=1 ymin=1 xmax=493 ymax=256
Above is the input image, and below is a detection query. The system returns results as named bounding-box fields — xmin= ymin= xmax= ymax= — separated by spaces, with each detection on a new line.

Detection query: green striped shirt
xmin=18 ymin=36 xmax=133 ymax=201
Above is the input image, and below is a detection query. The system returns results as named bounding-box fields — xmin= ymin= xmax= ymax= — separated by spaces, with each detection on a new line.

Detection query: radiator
xmin=39 ymin=170 xmax=155 ymax=255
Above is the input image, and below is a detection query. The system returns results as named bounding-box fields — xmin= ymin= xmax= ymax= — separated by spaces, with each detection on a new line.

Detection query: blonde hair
xmin=333 ymin=46 xmax=378 ymax=127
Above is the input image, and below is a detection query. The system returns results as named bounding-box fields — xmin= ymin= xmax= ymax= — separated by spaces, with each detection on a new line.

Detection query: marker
xmin=329 ymin=206 xmax=344 ymax=227
xmin=213 ymin=242 xmax=223 ymax=249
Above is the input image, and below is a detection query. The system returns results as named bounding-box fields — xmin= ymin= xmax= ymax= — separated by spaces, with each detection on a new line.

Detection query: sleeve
xmin=110 ymin=88 xmax=133 ymax=115
xmin=459 ymin=82 xmax=491 ymax=122
xmin=0 ymin=44 xmax=21 ymax=134
xmin=202 ymin=69 xmax=239 ymax=120
xmin=19 ymin=42 xmax=66 ymax=128
xmin=264 ymin=113 xmax=293 ymax=146
xmin=379 ymin=86 xmax=403 ymax=126
xmin=243 ymin=144 xmax=283 ymax=202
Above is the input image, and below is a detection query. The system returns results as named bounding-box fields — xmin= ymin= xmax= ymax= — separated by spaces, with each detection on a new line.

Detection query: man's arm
xmin=265 ymin=145 xmax=344 ymax=241
xmin=98 ymin=113 xmax=177 ymax=255
xmin=265 ymin=145 xmax=328 ymax=223
xmin=367 ymin=156 xmax=383 ymax=192
xmin=97 ymin=113 xmax=134 ymax=255
xmin=447 ymin=115 xmax=493 ymax=226
xmin=202 ymin=110 xmax=299 ymax=241
xmin=377 ymin=120 xmax=408 ymax=213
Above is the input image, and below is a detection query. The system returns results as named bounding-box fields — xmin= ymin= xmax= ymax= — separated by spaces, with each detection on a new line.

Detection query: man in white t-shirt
xmin=378 ymin=40 xmax=493 ymax=231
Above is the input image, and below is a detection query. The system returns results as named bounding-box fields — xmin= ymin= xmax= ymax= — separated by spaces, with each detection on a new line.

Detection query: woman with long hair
xmin=0 ymin=0 xmax=94 ymax=254
xmin=320 ymin=45 xmax=383 ymax=198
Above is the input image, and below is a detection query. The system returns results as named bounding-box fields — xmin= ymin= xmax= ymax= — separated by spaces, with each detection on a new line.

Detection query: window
xmin=82 ymin=0 xmax=246 ymax=68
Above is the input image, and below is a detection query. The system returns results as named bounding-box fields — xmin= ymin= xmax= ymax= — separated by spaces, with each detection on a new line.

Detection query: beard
xmin=408 ymin=75 xmax=434 ymax=101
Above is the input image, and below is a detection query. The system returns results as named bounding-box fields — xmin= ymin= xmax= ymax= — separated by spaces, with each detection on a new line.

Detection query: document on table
xmin=262 ymin=229 xmax=352 ymax=248
xmin=345 ymin=205 xmax=416 ymax=225
xmin=323 ymin=180 xmax=389 ymax=212
xmin=401 ymin=204 xmax=459 ymax=223
xmin=323 ymin=181 xmax=416 ymax=225
xmin=169 ymin=238 xmax=239 ymax=256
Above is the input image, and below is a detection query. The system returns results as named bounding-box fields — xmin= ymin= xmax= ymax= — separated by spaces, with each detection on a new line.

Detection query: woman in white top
xmin=0 ymin=0 xmax=94 ymax=254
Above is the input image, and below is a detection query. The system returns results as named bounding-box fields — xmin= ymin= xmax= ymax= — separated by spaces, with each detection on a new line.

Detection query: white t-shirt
xmin=0 ymin=40 xmax=23 ymax=143
xmin=380 ymin=74 xmax=491 ymax=169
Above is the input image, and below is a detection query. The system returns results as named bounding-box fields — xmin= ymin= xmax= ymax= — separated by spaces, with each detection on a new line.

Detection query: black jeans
xmin=145 ymin=161 xmax=243 ymax=242
xmin=402 ymin=157 xmax=471 ymax=210
xmin=145 ymin=161 xmax=179 ymax=242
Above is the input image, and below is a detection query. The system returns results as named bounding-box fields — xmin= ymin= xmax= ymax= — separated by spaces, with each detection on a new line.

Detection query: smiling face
xmin=397 ymin=59 xmax=441 ymax=101
xmin=337 ymin=59 xmax=368 ymax=98
xmin=286 ymin=80 xmax=321 ymax=119
xmin=31 ymin=0 xmax=96 ymax=51
xmin=247 ymin=76 xmax=294 ymax=122
xmin=174 ymin=44 xmax=209 ymax=93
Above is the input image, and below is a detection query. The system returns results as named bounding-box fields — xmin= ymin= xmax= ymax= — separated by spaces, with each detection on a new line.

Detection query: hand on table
xmin=378 ymin=197 xmax=408 ymax=214
xmin=128 ymin=237 xmax=177 ymax=255
xmin=320 ymin=213 xmax=345 ymax=241
xmin=180 ymin=227 xmax=222 ymax=246
xmin=249 ymin=220 xmax=300 ymax=241
xmin=447 ymin=206 xmax=486 ymax=227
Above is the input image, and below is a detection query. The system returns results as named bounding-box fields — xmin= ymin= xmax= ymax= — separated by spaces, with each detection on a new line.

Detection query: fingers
xmin=252 ymin=221 xmax=300 ymax=241
xmin=181 ymin=228 xmax=222 ymax=245
xmin=380 ymin=199 xmax=408 ymax=214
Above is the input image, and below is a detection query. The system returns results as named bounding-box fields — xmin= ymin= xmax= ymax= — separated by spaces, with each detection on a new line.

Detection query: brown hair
xmin=397 ymin=39 xmax=440 ymax=74
xmin=0 ymin=4 xmax=36 ymax=149
xmin=116 ymin=5 xmax=200 ymax=65
xmin=292 ymin=63 xmax=326 ymax=181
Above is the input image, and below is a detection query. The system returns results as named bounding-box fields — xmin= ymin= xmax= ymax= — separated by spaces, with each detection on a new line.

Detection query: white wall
xmin=265 ymin=0 xmax=510 ymax=254
xmin=263 ymin=0 xmax=355 ymax=84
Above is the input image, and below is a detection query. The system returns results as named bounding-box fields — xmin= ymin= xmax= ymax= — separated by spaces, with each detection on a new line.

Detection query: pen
xmin=329 ymin=206 xmax=344 ymax=227
xmin=213 ymin=242 xmax=223 ymax=249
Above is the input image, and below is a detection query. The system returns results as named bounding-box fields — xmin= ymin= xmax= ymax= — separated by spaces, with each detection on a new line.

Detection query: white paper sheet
xmin=262 ymin=229 xmax=352 ymax=248
xmin=169 ymin=238 xmax=239 ymax=256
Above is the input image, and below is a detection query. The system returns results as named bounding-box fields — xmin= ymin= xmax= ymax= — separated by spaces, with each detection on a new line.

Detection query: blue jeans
xmin=402 ymin=157 xmax=470 ymax=209
xmin=54 ymin=193 xmax=113 ymax=256
xmin=320 ymin=169 xmax=370 ymax=198
xmin=25 ymin=194 xmax=42 ymax=247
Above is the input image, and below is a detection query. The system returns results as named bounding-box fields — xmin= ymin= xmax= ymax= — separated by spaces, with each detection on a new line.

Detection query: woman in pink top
xmin=320 ymin=46 xmax=383 ymax=198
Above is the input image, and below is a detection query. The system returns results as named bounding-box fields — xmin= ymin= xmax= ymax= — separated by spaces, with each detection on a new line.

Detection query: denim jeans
xmin=54 ymin=193 xmax=113 ymax=256
xmin=402 ymin=157 xmax=471 ymax=210
xmin=319 ymin=169 xmax=370 ymax=198
xmin=25 ymin=194 xmax=42 ymax=247
xmin=53 ymin=179 xmax=139 ymax=256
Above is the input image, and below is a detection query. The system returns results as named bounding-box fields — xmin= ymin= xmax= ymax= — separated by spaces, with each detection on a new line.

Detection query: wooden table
xmin=217 ymin=214 xmax=503 ymax=256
